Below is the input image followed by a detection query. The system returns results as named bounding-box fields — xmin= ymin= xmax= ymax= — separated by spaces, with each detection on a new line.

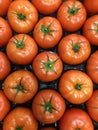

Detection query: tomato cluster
xmin=0 ymin=0 xmax=98 ymax=130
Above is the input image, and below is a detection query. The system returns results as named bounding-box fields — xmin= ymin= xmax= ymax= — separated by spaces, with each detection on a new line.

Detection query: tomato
xmin=33 ymin=16 xmax=63 ymax=49
xmin=32 ymin=51 xmax=63 ymax=82
xmin=0 ymin=90 xmax=11 ymax=121
xmin=0 ymin=0 xmax=12 ymax=16
xmin=32 ymin=0 xmax=62 ymax=15
xmin=40 ymin=127 xmax=56 ymax=130
xmin=84 ymin=0 xmax=98 ymax=16
xmin=0 ymin=17 xmax=12 ymax=47
xmin=7 ymin=0 xmax=38 ymax=33
xmin=83 ymin=15 xmax=98 ymax=46
xmin=3 ymin=107 xmax=38 ymax=130
xmin=6 ymin=34 xmax=38 ymax=65
xmin=57 ymin=0 xmax=87 ymax=32
xmin=58 ymin=33 xmax=91 ymax=65
xmin=86 ymin=51 xmax=98 ymax=84
xmin=86 ymin=90 xmax=98 ymax=122
xmin=3 ymin=70 xmax=38 ymax=104
xmin=32 ymin=89 xmax=66 ymax=124
xmin=0 ymin=51 xmax=11 ymax=80
xmin=58 ymin=70 xmax=93 ymax=104
xmin=59 ymin=107 xmax=94 ymax=130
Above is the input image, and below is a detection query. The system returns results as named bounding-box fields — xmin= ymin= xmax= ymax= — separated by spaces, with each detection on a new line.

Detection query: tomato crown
xmin=12 ymin=12 xmax=26 ymax=21
xmin=16 ymin=126 xmax=23 ymax=130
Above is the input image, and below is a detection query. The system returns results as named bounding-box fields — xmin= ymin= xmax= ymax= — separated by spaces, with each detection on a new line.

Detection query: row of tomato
xmin=0 ymin=0 xmax=98 ymax=130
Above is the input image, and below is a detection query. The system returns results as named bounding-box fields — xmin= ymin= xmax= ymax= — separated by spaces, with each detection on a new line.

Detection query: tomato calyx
xmin=38 ymin=95 xmax=58 ymax=113
xmin=40 ymin=23 xmax=56 ymax=37
xmin=75 ymin=83 xmax=83 ymax=90
xmin=12 ymin=12 xmax=26 ymax=20
xmin=67 ymin=0 xmax=81 ymax=17
xmin=76 ymin=128 xmax=81 ymax=130
xmin=16 ymin=126 xmax=23 ymax=130
xmin=11 ymin=35 xmax=25 ymax=49
xmin=11 ymin=78 xmax=27 ymax=99
xmin=40 ymin=55 xmax=59 ymax=74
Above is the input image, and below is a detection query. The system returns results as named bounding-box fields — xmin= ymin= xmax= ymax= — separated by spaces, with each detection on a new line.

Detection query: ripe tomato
xmin=84 ymin=0 xmax=98 ymax=15
xmin=3 ymin=70 xmax=38 ymax=104
xmin=57 ymin=0 xmax=87 ymax=32
xmin=59 ymin=108 xmax=94 ymax=130
xmin=58 ymin=70 xmax=93 ymax=104
xmin=86 ymin=51 xmax=98 ymax=84
xmin=40 ymin=127 xmax=56 ymax=130
xmin=6 ymin=34 xmax=38 ymax=65
xmin=0 ymin=0 xmax=12 ymax=16
xmin=3 ymin=107 xmax=38 ymax=130
xmin=0 ymin=17 xmax=12 ymax=47
xmin=0 ymin=90 xmax=11 ymax=121
xmin=86 ymin=90 xmax=98 ymax=122
xmin=32 ymin=51 xmax=63 ymax=82
xmin=32 ymin=89 xmax=66 ymax=124
xmin=32 ymin=0 xmax=62 ymax=15
xmin=33 ymin=16 xmax=63 ymax=49
xmin=7 ymin=0 xmax=38 ymax=33
xmin=0 ymin=51 xmax=11 ymax=80
xmin=58 ymin=33 xmax=91 ymax=65
xmin=83 ymin=15 xmax=98 ymax=46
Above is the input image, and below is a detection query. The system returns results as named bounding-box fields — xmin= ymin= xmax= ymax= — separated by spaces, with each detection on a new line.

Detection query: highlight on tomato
xmin=6 ymin=33 xmax=38 ymax=65
xmin=3 ymin=70 xmax=38 ymax=104
xmin=33 ymin=16 xmax=63 ymax=49
xmin=32 ymin=51 xmax=63 ymax=82
xmin=58 ymin=69 xmax=93 ymax=104
xmin=32 ymin=89 xmax=66 ymax=124
xmin=7 ymin=0 xmax=38 ymax=33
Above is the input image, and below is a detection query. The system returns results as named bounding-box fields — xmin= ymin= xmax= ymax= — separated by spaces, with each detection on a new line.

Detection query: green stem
xmin=16 ymin=126 xmax=23 ymax=130
xmin=12 ymin=12 xmax=26 ymax=20
xmin=75 ymin=83 xmax=83 ymax=90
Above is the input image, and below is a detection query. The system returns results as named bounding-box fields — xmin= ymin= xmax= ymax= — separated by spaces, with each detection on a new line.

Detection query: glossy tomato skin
xmin=3 ymin=107 xmax=38 ymax=130
xmin=58 ymin=70 xmax=93 ymax=104
xmin=83 ymin=15 xmax=98 ymax=46
xmin=6 ymin=34 xmax=38 ymax=65
xmin=84 ymin=0 xmax=98 ymax=15
xmin=86 ymin=90 xmax=98 ymax=122
xmin=58 ymin=33 xmax=91 ymax=65
xmin=32 ymin=51 xmax=63 ymax=82
xmin=7 ymin=0 xmax=38 ymax=33
xmin=33 ymin=16 xmax=63 ymax=49
xmin=57 ymin=0 xmax=87 ymax=32
xmin=0 ymin=90 xmax=11 ymax=121
xmin=3 ymin=70 xmax=38 ymax=104
xmin=32 ymin=89 xmax=66 ymax=124
xmin=0 ymin=17 xmax=12 ymax=47
xmin=86 ymin=51 xmax=98 ymax=84
xmin=0 ymin=0 xmax=12 ymax=16
xmin=0 ymin=51 xmax=11 ymax=80
xmin=32 ymin=0 xmax=62 ymax=15
xmin=59 ymin=108 xmax=94 ymax=130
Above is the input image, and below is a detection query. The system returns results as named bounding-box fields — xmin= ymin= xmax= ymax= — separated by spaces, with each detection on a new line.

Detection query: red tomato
xmin=3 ymin=70 xmax=38 ymax=104
xmin=6 ymin=34 xmax=38 ymax=65
xmin=58 ymin=70 xmax=93 ymax=104
xmin=83 ymin=15 xmax=98 ymax=46
xmin=40 ymin=127 xmax=56 ymax=130
xmin=58 ymin=33 xmax=91 ymax=65
xmin=86 ymin=51 xmax=98 ymax=84
xmin=0 ymin=0 xmax=12 ymax=16
xmin=32 ymin=51 xmax=63 ymax=82
xmin=0 ymin=90 xmax=11 ymax=121
xmin=32 ymin=0 xmax=62 ymax=15
xmin=0 ymin=51 xmax=11 ymax=80
xmin=86 ymin=90 xmax=98 ymax=122
xmin=0 ymin=17 xmax=12 ymax=47
xmin=59 ymin=108 xmax=94 ymax=130
xmin=33 ymin=16 xmax=63 ymax=49
xmin=57 ymin=0 xmax=87 ymax=32
xmin=7 ymin=0 xmax=38 ymax=33
xmin=84 ymin=0 xmax=98 ymax=15
xmin=3 ymin=107 xmax=38 ymax=130
xmin=32 ymin=89 xmax=66 ymax=124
